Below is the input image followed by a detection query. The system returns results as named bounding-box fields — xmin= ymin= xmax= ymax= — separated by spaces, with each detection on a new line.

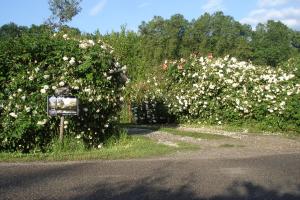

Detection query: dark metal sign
xmin=47 ymin=96 xmax=79 ymax=116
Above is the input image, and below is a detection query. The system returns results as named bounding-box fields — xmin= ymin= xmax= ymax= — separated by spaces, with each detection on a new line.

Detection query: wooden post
xmin=128 ymin=101 xmax=132 ymax=123
xmin=59 ymin=115 xmax=64 ymax=142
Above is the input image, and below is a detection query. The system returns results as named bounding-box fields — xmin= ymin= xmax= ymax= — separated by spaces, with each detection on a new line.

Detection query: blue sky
xmin=1 ymin=0 xmax=300 ymax=33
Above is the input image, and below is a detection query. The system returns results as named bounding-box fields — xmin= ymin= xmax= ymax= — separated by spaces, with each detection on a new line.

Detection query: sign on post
xmin=47 ymin=96 xmax=79 ymax=116
xmin=47 ymin=95 xmax=79 ymax=143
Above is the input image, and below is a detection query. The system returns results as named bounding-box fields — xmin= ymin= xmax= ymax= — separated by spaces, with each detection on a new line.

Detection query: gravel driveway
xmin=127 ymin=126 xmax=300 ymax=159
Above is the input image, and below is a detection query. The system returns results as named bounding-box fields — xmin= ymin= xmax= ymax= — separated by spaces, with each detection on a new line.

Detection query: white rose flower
xmin=88 ymin=40 xmax=95 ymax=46
xmin=43 ymin=85 xmax=49 ymax=90
xmin=63 ymin=56 xmax=69 ymax=61
xmin=9 ymin=112 xmax=17 ymax=118
xmin=17 ymin=88 xmax=22 ymax=93
xmin=40 ymin=88 xmax=46 ymax=94
xmin=69 ymin=57 xmax=75 ymax=65
xmin=79 ymin=43 xmax=87 ymax=49
xmin=63 ymin=34 xmax=68 ymax=39
xmin=37 ymin=119 xmax=47 ymax=126
xmin=25 ymin=106 xmax=31 ymax=112
xmin=75 ymin=135 xmax=81 ymax=139
xmin=29 ymin=76 xmax=34 ymax=81
xmin=84 ymin=88 xmax=91 ymax=93
xmin=232 ymin=83 xmax=239 ymax=88
xmin=59 ymin=81 xmax=65 ymax=87
xmin=43 ymin=75 xmax=50 ymax=79
xmin=21 ymin=96 xmax=26 ymax=100
xmin=52 ymin=86 xmax=57 ymax=90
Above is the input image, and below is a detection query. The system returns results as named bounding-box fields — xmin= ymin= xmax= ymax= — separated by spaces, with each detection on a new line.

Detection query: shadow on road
xmin=1 ymin=154 xmax=300 ymax=200
xmin=70 ymin=179 xmax=300 ymax=200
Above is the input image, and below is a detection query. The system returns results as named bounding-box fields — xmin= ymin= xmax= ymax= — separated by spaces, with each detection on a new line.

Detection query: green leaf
xmin=86 ymin=73 xmax=93 ymax=81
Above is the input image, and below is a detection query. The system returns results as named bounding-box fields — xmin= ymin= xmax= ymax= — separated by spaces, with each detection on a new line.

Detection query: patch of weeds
xmin=219 ymin=144 xmax=245 ymax=148
xmin=160 ymin=127 xmax=228 ymax=139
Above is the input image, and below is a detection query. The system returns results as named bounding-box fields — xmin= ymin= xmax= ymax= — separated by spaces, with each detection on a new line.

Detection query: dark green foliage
xmin=251 ymin=20 xmax=293 ymax=67
xmin=132 ymin=99 xmax=175 ymax=124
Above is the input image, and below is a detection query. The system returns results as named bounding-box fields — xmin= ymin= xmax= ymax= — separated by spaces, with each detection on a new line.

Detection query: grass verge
xmin=0 ymin=135 xmax=198 ymax=162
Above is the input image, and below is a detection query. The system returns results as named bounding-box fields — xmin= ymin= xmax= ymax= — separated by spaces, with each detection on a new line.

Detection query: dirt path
xmin=127 ymin=126 xmax=300 ymax=159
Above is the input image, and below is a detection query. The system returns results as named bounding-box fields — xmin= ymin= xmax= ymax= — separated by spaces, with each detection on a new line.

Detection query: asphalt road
xmin=1 ymin=153 xmax=300 ymax=200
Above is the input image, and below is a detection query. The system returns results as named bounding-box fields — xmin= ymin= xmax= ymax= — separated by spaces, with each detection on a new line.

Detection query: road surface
xmin=1 ymin=152 xmax=300 ymax=200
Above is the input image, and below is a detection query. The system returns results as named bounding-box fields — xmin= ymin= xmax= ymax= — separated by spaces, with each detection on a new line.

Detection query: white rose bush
xmin=0 ymin=29 xmax=127 ymax=152
xmin=131 ymin=54 xmax=300 ymax=132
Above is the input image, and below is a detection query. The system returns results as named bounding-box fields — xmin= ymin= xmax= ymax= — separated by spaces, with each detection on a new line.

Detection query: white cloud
xmin=138 ymin=2 xmax=150 ymax=8
xmin=201 ymin=0 xmax=224 ymax=13
xmin=240 ymin=0 xmax=300 ymax=30
xmin=258 ymin=0 xmax=290 ymax=7
xmin=89 ymin=0 xmax=107 ymax=16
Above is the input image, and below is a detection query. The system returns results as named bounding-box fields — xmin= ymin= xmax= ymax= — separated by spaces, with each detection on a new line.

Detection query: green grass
xmin=181 ymin=121 xmax=300 ymax=137
xmin=0 ymin=136 xmax=198 ymax=162
xmin=159 ymin=127 xmax=228 ymax=139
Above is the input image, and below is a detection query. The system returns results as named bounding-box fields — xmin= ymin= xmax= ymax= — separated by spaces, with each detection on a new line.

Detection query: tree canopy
xmin=47 ymin=0 xmax=82 ymax=27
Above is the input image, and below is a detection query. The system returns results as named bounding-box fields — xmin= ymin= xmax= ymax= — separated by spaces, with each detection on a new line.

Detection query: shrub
xmin=129 ymin=76 xmax=175 ymax=124
xmin=132 ymin=54 xmax=300 ymax=132
xmin=0 ymin=28 xmax=127 ymax=152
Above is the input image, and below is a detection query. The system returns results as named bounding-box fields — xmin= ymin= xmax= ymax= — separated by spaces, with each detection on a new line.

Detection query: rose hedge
xmin=131 ymin=54 xmax=300 ymax=132
xmin=0 ymin=30 xmax=127 ymax=152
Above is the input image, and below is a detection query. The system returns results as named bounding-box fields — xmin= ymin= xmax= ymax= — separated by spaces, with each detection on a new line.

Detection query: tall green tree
xmin=47 ymin=0 xmax=82 ymax=28
xmin=164 ymin=14 xmax=189 ymax=59
xmin=291 ymin=31 xmax=300 ymax=53
xmin=251 ymin=20 xmax=292 ymax=67
xmin=102 ymin=26 xmax=144 ymax=81
xmin=139 ymin=16 xmax=167 ymax=66
xmin=0 ymin=23 xmax=27 ymax=39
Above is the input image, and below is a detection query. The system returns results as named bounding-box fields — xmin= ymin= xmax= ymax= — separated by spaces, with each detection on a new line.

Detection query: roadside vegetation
xmin=0 ymin=131 xmax=198 ymax=162
xmin=0 ymin=0 xmax=300 ymax=160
